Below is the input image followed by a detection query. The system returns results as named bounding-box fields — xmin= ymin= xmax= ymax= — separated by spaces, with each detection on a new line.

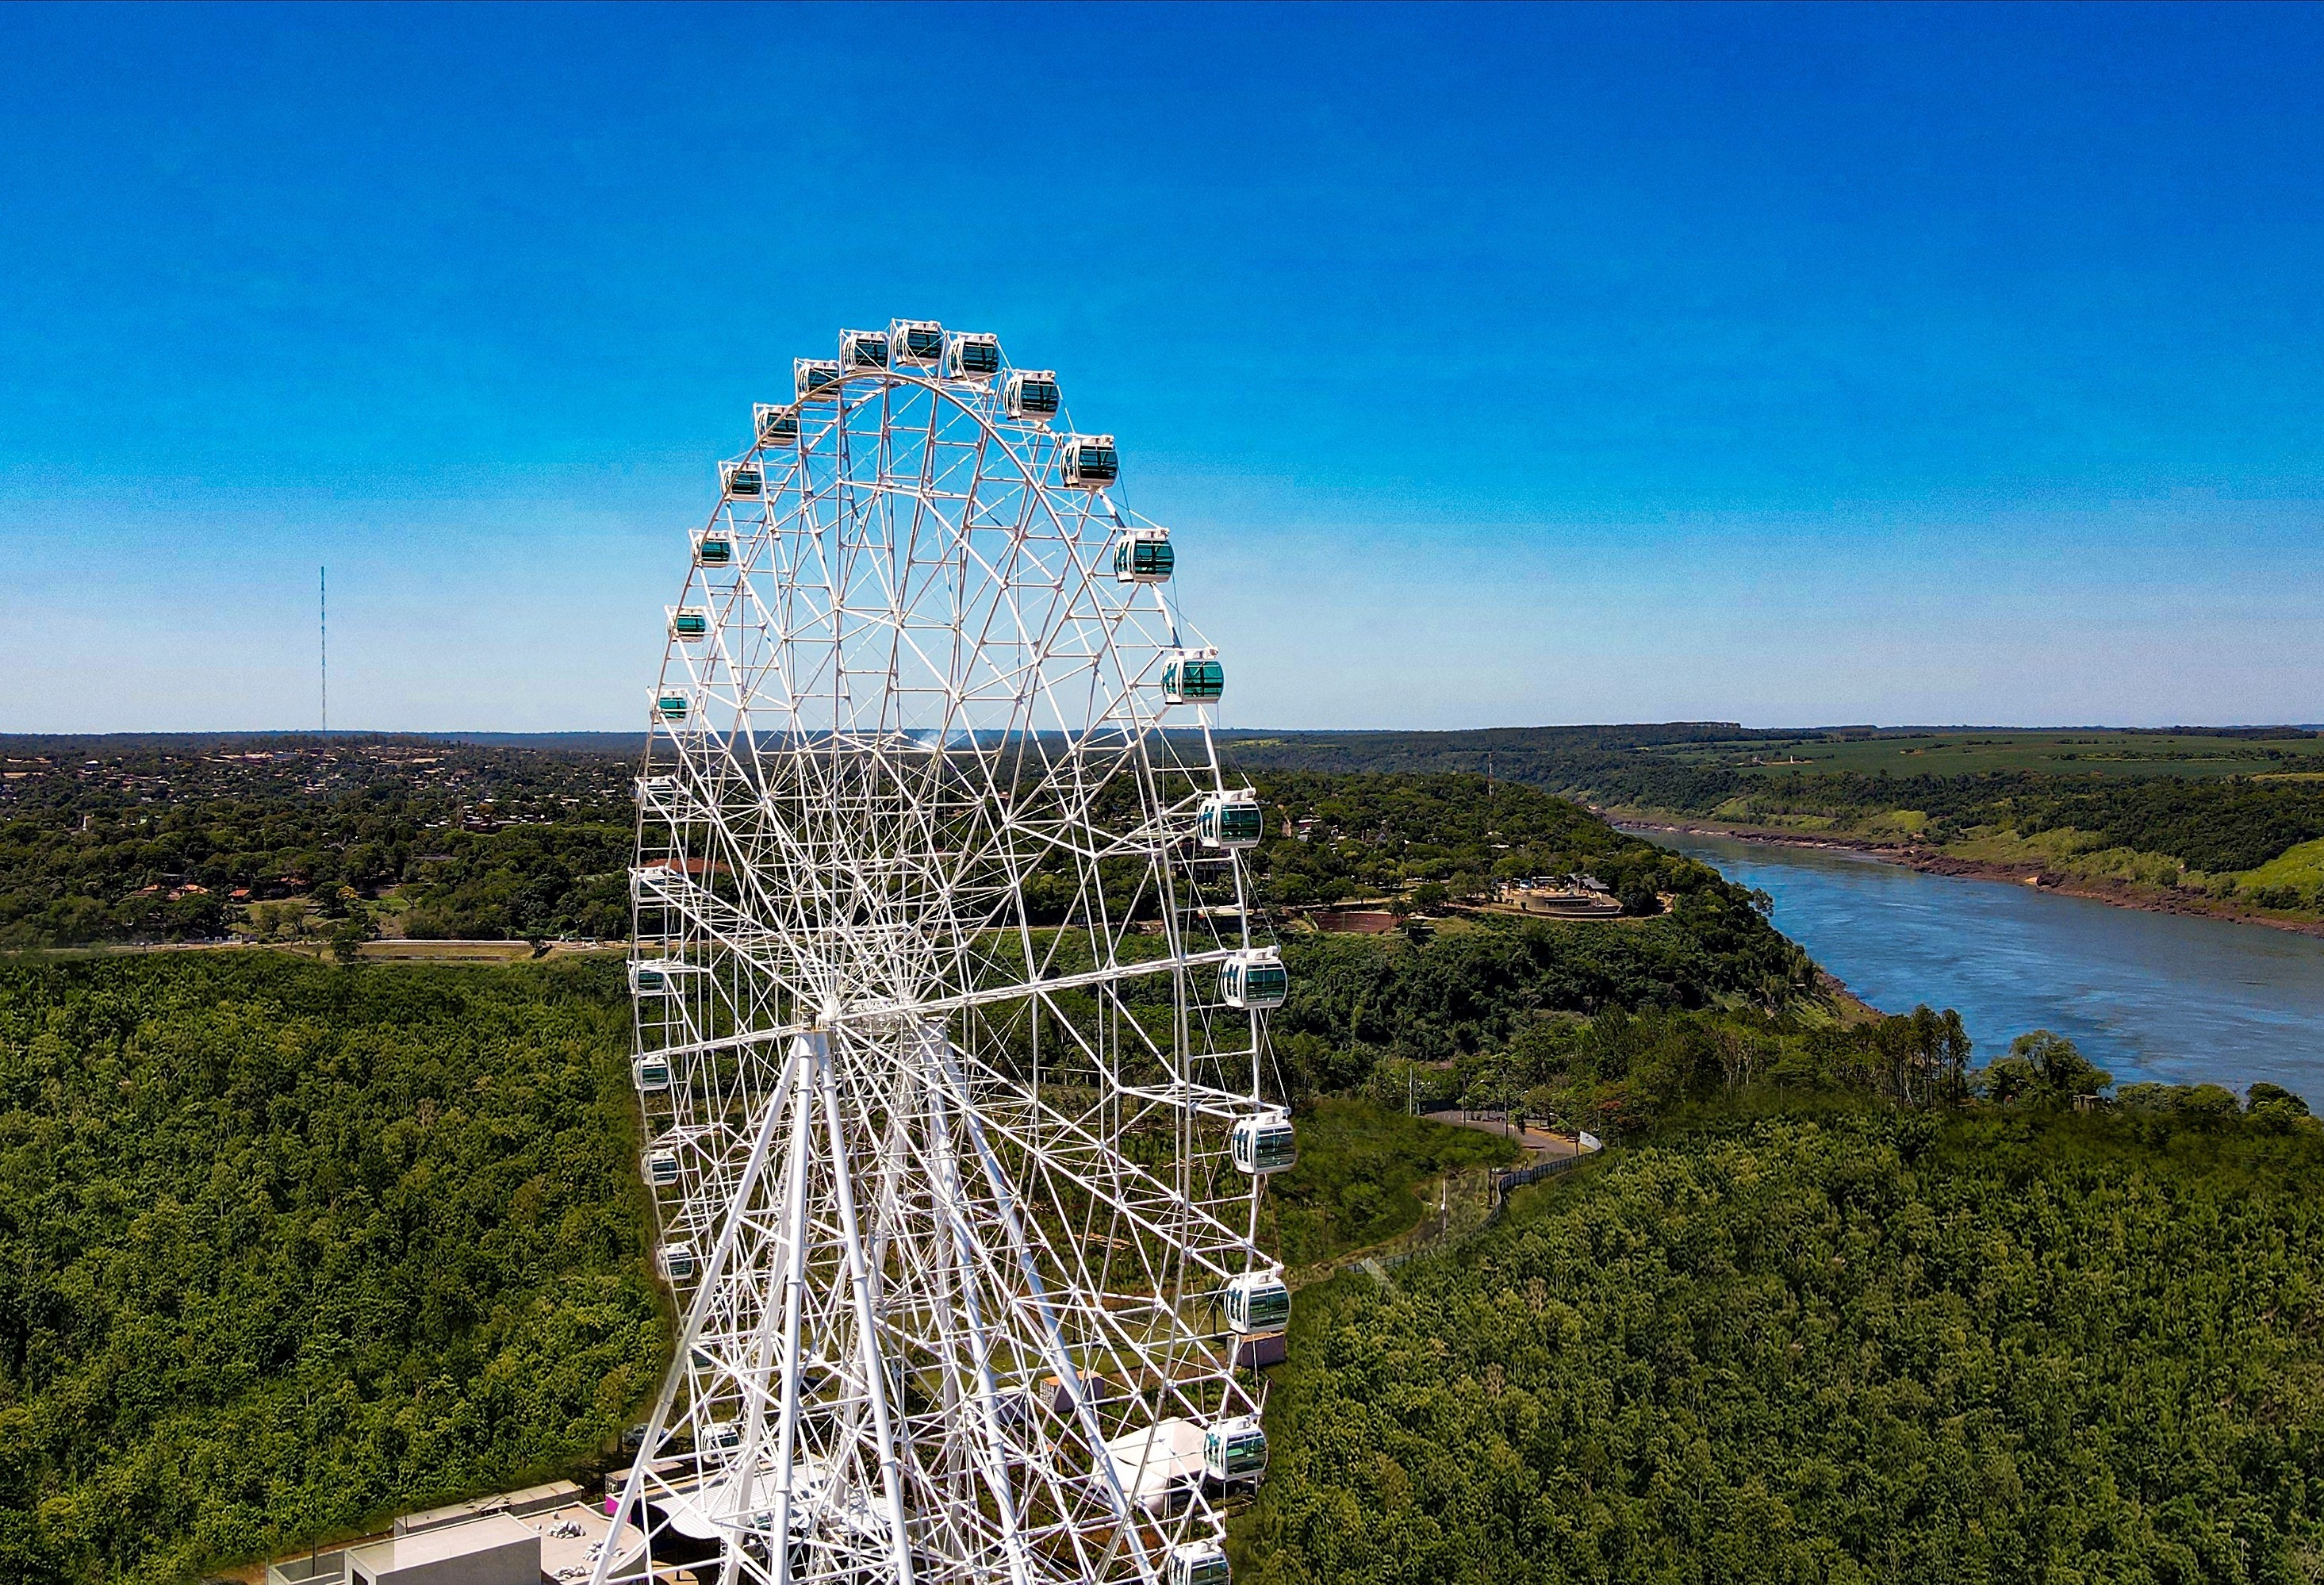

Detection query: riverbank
xmin=1610 ymin=813 xmax=2324 ymax=942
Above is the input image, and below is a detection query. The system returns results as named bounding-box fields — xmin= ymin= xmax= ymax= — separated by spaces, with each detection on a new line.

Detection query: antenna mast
xmin=320 ymin=566 xmax=328 ymax=735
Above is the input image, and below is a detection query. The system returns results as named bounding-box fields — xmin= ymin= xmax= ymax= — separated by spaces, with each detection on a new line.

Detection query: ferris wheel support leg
xmin=766 ymin=1047 xmax=823 ymax=1585
xmin=817 ymin=1042 xmax=920 ymax=1585
xmin=932 ymin=1036 xmax=1163 ymax=1585
xmin=592 ymin=1038 xmax=809 ymax=1585
xmin=926 ymin=1067 xmax=1041 ymax=1585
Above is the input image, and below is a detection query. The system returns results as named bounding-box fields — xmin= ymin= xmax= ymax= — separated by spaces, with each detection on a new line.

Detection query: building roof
xmin=348 ymin=1514 xmax=538 ymax=1575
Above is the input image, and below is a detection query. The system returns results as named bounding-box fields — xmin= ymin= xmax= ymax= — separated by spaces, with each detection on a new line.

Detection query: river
xmin=1639 ymin=831 xmax=2324 ymax=1102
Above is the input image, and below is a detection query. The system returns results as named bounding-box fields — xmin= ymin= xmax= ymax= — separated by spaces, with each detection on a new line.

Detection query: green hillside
xmin=0 ymin=955 xmax=662 ymax=1585
xmin=1238 ymin=1099 xmax=2324 ymax=1583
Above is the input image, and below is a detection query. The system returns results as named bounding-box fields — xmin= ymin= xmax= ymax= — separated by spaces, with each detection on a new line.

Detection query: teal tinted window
xmin=1218 ymin=804 xmax=1264 ymax=841
xmin=1245 ymin=1287 xmax=1290 ymax=1330
xmin=957 ymin=341 xmax=1001 ymax=374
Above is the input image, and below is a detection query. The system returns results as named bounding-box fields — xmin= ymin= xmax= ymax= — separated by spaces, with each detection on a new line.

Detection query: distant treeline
xmin=1224 ymin=725 xmax=2324 ymax=884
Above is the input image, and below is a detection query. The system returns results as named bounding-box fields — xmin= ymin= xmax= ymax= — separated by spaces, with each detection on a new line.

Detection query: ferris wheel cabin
xmin=795 ymin=358 xmax=842 ymax=402
xmin=629 ymin=958 xmax=688 ymax=995
xmin=1113 ymin=528 xmax=1174 ymax=584
xmin=1169 ymin=1544 xmax=1233 ymax=1585
xmin=669 ymin=608 xmax=709 ymax=642
xmin=1202 ymin=1417 xmax=1268 ymax=1482
xmin=1231 ymin=1109 xmax=1297 ymax=1174
xmin=632 ymin=1054 xmax=673 ymax=1093
xmin=1006 ymin=370 xmax=1061 ymax=424
xmin=692 ymin=528 xmax=734 ymax=567
xmin=1222 ymin=1269 xmax=1292 ymax=1334
xmin=754 ymin=403 xmax=800 ymax=447
xmin=842 ymin=329 xmax=890 ymax=370
xmin=654 ymin=693 xmax=690 ymax=723
xmin=1163 ymin=648 xmax=1225 ymax=704
xmin=658 ymin=1241 xmax=698 ymax=1282
xmin=642 ymin=1148 xmax=680 ymax=1189
xmin=891 ymin=319 xmax=945 ymax=367
xmin=1060 ymin=434 xmax=1119 ymax=489
xmin=1198 ymin=791 xmax=1264 ymax=849
xmin=947 ymin=332 xmax=1002 ymax=382
xmin=1219 ymin=948 xmax=1287 ymax=1010
xmin=719 ymin=461 xmax=764 ymax=500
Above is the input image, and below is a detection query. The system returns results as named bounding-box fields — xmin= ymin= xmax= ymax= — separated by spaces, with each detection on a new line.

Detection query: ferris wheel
xmin=596 ymin=320 xmax=1292 ymax=1585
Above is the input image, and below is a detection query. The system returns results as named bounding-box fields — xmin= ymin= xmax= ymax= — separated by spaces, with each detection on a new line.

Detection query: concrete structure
xmin=345 ymin=1514 xmax=539 ymax=1585
xmin=395 ymin=1481 xmax=581 ymax=1537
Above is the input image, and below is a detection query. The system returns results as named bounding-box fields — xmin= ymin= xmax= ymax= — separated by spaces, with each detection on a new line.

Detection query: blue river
xmin=1638 ymin=830 xmax=2324 ymax=1103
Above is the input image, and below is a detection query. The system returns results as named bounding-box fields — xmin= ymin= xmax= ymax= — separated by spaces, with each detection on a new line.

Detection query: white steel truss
xmin=597 ymin=323 xmax=1284 ymax=1585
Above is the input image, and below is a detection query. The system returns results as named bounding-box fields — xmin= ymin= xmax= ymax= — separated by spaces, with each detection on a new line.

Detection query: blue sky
xmin=2 ymin=3 xmax=2320 ymax=731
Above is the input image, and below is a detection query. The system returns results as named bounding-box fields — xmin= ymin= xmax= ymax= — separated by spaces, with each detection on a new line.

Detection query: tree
xmin=328 ymin=903 xmax=379 ymax=964
xmin=2011 ymin=1029 xmax=2112 ymax=1100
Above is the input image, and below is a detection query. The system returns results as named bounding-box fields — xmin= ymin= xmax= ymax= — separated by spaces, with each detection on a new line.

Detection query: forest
xmin=1237 ymin=1097 xmax=2324 ymax=1584
xmin=0 ymin=954 xmax=662 ymax=1585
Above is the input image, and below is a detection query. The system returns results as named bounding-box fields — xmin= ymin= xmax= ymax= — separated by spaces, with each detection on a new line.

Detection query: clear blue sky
xmin=2 ymin=2 xmax=2320 ymax=732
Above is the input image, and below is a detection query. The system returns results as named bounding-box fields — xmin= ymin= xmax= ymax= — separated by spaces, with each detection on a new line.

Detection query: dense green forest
xmin=1245 ymin=771 xmax=1736 ymax=916
xmin=1237 ymin=1098 xmax=2324 ymax=1584
xmin=0 ymin=954 xmax=662 ymax=1585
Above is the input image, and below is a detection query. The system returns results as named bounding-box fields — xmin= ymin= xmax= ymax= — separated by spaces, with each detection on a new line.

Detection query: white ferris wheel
xmin=597 ymin=320 xmax=1293 ymax=1585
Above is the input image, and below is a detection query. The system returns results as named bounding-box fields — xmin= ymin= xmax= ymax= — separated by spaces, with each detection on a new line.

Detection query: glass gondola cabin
xmin=719 ymin=461 xmax=763 ymax=499
xmin=1170 ymin=1545 xmax=1233 ymax=1585
xmin=1113 ymin=529 xmax=1174 ymax=584
xmin=633 ymin=1054 xmax=673 ymax=1093
xmin=1198 ymin=792 xmax=1264 ymax=850
xmin=654 ymin=694 xmax=690 ymax=723
xmin=794 ymin=359 xmax=842 ymax=402
xmin=1222 ymin=1270 xmax=1291 ymax=1334
xmin=692 ymin=529 xmax=734 ymax=567
xmin=670 ymin=608 xmax=709 ymax=641
xmin=642 ymin=1148 xmax=680 ymax=1189
xmin=1006 ymin=370 xmax=1061 ymax=423
xmin=659 ymin=1241 xmax=697 ymax=1281
xmin=891 ymin=320 xmax=944 ymax=367
xmin=754 ymin=402 xmax=800 ymax=446
xmin=1163 ymin=649 xmax=1225 ymax=704
xmin=1220 ymin=948 xmax=1287 ymax=1010
xmin=1203 ymin=1417 xmax=1268 ymax=1481
xmin=629 ymin=959 xmax=685 ymax=995
xmin=842 ymin=330 xmax=889 ymax=369
xmin=1060 ymin=434 xmax=1118 ymax=489
xmin=947 ymin=332 xmax=1002 ymax=381
xmin=702 ymin=1422 xmax=742 ymax=1453
xmin=1231 ymin=1110 xmax=1296 ymax=1174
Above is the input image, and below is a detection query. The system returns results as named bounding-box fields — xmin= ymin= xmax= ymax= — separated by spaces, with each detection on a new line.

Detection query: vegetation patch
xmin=0 ymin=954 xmax=662 ymax=1584
xmin=1262 ymin=1098 xmax=1520 ymax=1268
xmin=1236 ymin=1101 xmax=2324 ymax=1583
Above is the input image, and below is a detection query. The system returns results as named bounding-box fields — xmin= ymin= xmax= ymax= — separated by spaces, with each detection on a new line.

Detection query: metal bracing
xmin=596 ymin=327 xmax=1283 ymax=1585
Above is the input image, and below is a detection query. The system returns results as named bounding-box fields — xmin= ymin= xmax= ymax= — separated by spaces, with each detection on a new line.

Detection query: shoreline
xmin=1614 ymin=816 xmax=2324 ymax=942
